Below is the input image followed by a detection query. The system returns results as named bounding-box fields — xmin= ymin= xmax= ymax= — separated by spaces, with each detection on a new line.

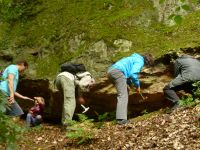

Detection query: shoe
xmin=171 ymin=104 xmax=179 ymax=111
xmin=117 ymin=119 xmax=129 ymax=125
xmin=166 ymin=104 xmax=180 ymax=114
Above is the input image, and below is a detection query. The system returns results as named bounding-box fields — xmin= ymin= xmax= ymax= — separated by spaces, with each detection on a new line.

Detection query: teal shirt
xmin=0 ymin=65 xmax=19 ymax=95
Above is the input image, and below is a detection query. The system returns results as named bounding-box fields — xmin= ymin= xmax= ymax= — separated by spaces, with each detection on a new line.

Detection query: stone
xmin=141 ymin=64 xmax=167 ymax=76
xmin=68 ymin=33 xmax=85 ymax=52
xmin=113 ymin=39 xmax=132 ymax=52
xmin=89 ymin=40 xmax=108 ymax=59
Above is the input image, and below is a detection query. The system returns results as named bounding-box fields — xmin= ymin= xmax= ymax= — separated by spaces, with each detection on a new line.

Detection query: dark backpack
xmin=60 ymin=63 xmax=86 ymax=75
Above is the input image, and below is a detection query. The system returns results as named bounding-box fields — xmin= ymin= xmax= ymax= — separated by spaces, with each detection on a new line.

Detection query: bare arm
xmin=7 ymin=74 xmax=15 ymax=104
xmin=14 ymin=92 xmax=34 ymax=101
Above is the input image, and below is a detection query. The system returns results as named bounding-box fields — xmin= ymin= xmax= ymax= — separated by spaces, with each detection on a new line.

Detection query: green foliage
xmin=159 ymin=0 xmax=165 ymax=4
xmin=95 ymin=112 xmax=109 ymax=129
xmin=95 ymin=112 xmax=116 ymax=129
xmin=179 ymin=81 xmax=200 ymax=107
xmin=179 ymin=95 xmax=196 ymax=107
xmin=181 ymin=4 xmax=191 ymax=11
xmin=97 ymin=111 xmax=115 ymax=122
xmin=180 ymin=0 xmax=186 ymax=3
xmin=66 ymin=128 xmax=94 ymax=145
xmin=160 ymin=0 xmax=192 ymax=25
xmin=66 ymin=114 xmax=95 ymax=145
xmin=98 ymin=112 xmax=109 ymax=122
xmin=0 ymin=0 xmax=200 ymax=79
xmin=174 ymin=15 xmax=183 ymax=24
xmin=192 ymin=81 xmax=200 ymax=97
xmin=0 ymin=93 xmax=23 ymax=149
xmin=191 ymin=0 xmax=200 ymax=4
xmin=77 ymin=113 xmax=94 ymax=122
xmin=141 ymin=109 xmax=149 ymax=115
xmin=0 ymin=0 xmax=42 ymax=23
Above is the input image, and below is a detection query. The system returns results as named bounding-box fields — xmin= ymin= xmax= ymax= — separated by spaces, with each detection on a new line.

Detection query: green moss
xmin=1 ymin=0 xmax=200 ymax=78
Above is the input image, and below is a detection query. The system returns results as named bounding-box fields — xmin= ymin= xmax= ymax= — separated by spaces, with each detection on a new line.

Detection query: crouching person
xmin=26 ymin=97 xmax=45 ymax=127
xmin=55 ymin=64 xmax=95 ymax=127
xmin=163 ymin=54 xmax=200 ymax=112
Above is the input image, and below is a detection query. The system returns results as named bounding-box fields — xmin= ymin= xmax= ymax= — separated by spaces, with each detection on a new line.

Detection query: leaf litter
xmin=17 ymin=102 xmax=199 ymax=150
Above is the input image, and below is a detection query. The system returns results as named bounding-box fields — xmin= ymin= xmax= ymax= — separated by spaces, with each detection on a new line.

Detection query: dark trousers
xmin=163 ymin=82 xmax=194 ymax=105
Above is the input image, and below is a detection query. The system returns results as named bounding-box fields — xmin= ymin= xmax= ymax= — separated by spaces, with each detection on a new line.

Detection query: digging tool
xmin=81 ymin=104 xmax=90 ymax=113
xmin=139 ymin=92 xmax=145 ymax=100
xmin=138 ymin=92 xmax=148 ymax=102
xmin=89 ymin=106 xmax=99 ymax=116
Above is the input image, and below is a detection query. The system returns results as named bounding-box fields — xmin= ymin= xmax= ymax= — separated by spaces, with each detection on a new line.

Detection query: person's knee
xmin=36 ymin=115 xmax=42 ymax=120
xmin=163 ymin=85 xmax=170 ymax=92
xmin=35 ymin=115 xmax=43 ymax=125
xmin=27 ymin=113 xmax=32 ymax=118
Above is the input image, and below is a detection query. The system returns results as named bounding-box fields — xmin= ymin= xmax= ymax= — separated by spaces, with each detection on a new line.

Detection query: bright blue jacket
xmin=110 ymin=53 xmax=144 ymax=87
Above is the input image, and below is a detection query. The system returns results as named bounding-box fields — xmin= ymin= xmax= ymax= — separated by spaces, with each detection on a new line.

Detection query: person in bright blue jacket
xmin=107 ymin=53 xmax=154 ymax=125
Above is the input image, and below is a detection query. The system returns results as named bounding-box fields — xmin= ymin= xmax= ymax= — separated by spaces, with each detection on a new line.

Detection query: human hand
xmin=29 ymin=110 xmax=33 ymax=114
xmin=136 ymin=87 xmax=141 ymax=94
xmin=8 ymin=96 xmax=15 ymax=105
xmin=77 ymin=96 xmax=86 ymax=104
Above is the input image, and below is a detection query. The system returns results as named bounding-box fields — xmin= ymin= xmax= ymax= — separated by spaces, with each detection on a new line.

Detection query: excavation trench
xmin=17 ymin=49 xmax=200 ymax=123
xmin=16 ymin=66 xmax=172 ymax=123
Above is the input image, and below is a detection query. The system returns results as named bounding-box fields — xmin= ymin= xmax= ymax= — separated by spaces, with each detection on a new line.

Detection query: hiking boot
xmin=117 ymin=119 xmax=129 ymax=125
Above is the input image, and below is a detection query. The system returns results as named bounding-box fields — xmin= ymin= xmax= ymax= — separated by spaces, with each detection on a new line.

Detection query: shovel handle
xmin=139 ymin=92 xmax=145 ymax=100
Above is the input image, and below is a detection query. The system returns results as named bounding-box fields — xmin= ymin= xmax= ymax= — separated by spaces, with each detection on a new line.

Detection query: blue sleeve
xmin=130 ymin=74 xmax=140 ymax=87
xmin=129 ymin=63 xmax=143 ymax=87
xmin=126 ymin=78 xmax=132 ymax=86
xmin=7 ymin=65 xmax=18 ymax=76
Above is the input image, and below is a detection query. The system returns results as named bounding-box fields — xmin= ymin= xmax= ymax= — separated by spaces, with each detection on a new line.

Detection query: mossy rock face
xmin=1 ymin=0 xmax=200 ymax=80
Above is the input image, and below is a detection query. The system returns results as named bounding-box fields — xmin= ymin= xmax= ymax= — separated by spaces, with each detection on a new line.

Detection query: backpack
xmin=60 ymin=63 xmax=86 ymax=75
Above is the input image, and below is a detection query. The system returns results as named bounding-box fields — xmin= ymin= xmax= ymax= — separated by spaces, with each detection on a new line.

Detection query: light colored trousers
xmin=55 ymin=75 xmax=76 ymax=125
xmin=108 ymin=69 xmax=128 ymax=120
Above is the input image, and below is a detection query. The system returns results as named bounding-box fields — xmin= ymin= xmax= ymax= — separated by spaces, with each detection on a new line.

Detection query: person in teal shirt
xmin=0 ymin=60 xmax=33 ymax=116
xmin=107 ymin=53 xmax=154 ymax=125
xmin=0 ymin=65 xmax=19 ymax=94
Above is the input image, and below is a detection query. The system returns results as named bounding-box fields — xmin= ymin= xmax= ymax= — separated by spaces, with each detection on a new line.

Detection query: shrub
xmin=179 ymin=95 xmax=196 ymax=107
xmin=66 ymin=127 xmax=94 ymax=145
xmin=179 ymin=81 xmax=200 ymax=107
xmin=192 ymin=81 xmax=200 ymax=98
xmin=0 ymin=92 xmax=23 ymax=149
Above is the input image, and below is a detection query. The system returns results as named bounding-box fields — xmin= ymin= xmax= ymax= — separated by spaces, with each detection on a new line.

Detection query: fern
xmin=65 ymin=114 xmax=95 ymax=145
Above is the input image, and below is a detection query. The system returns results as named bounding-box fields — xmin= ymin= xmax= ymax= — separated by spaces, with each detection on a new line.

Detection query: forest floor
xmin=13 ymin=102 xmax=200 ymax=150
